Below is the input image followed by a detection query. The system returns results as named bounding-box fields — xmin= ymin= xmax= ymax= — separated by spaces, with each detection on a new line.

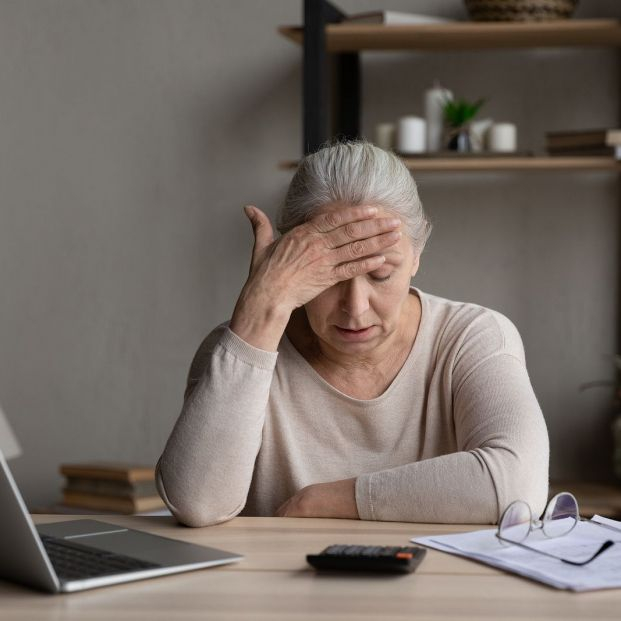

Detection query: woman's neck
xmin=287 ymin=292 xmax=421 ymax=398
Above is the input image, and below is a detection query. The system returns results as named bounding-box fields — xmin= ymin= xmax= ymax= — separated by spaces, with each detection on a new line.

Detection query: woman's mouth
xmin=334 ymin=325 xmax=375 ymax=341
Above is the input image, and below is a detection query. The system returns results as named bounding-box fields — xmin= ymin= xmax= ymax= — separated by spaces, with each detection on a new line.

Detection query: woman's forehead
xmin=316 ymin=202 xmax=397 ymax=219
xmin=315 ymin=202 xmax=413 ymax=260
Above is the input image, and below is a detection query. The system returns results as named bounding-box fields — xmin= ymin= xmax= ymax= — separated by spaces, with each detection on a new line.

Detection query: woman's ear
xmin=410 ymin=255 xmax=420 ymax=278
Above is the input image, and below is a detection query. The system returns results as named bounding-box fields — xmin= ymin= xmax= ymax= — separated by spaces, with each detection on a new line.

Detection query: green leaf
xmin=442 ymin=96 xmax=486 ymax=127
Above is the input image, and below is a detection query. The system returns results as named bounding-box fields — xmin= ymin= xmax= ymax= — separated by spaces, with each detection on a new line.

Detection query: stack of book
xmin=60 ymin=462 xmax=166 ymax=514
xmin=342 ymin=11 xmax=453 ymax=25
xmin=546 ymin=128 xmax=621 ymax=158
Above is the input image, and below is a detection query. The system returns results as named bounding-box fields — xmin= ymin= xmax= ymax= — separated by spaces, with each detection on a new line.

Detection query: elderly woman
xmin=156 ymin=140 xmax=549 ymax=527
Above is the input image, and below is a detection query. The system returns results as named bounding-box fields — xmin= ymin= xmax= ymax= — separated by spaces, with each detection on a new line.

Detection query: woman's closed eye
xmin=369 ymin=271 xmax=392 ymax=282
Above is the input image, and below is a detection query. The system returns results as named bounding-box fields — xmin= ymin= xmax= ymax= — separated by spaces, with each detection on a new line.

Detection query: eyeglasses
xmin=496 ymin=492 xmax=615 ymax=566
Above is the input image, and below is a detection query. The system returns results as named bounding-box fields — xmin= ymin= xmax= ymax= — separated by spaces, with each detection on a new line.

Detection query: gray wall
xmin=0 ymin=0 xmax=619 ymax=508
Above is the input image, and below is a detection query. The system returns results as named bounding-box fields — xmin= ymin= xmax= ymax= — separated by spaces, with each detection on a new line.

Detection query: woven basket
xmin=464 ymin=0 xmax=578 ymax=21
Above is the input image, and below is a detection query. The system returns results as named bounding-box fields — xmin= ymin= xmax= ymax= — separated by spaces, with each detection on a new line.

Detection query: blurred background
xmin=0 ymin=0 xmax=619 ymax=509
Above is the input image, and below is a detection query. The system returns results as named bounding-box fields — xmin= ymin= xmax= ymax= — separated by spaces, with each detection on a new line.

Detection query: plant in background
xmin=442 ymin=97 xmax=485 ymax=152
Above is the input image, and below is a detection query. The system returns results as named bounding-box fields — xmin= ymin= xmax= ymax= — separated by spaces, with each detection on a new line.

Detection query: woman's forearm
xmin=355 ymin=449 xmax=512 ymax=524
xmin=156 ymin=327 xmax=277 ymax=527
xmin=229 ymin=285 xmax=291 ymax=352
xmin=356 ymin=354 xmax=549 ymax=524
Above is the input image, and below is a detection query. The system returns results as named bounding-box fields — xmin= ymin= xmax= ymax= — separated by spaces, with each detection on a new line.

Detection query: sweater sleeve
xmin=156 ymin=325 xmax=278 ymax=527
xmin=355 ymin=316 xmax=549 ymax=524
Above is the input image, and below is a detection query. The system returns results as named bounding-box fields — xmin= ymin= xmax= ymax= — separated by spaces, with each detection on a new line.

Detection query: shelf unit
xmin=279 ymin=1 xmax=621 ymax=171
xmin=279 ymin=2 xmax=621 ymax=484
xmin=280 ymin=156 xmax=621 ymax=173
xmin=278 ymin=18 xmax=621 ymax=51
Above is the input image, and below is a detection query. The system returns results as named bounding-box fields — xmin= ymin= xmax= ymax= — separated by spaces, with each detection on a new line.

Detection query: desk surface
xmin=0 ymin=515 xmax=618 ymax=620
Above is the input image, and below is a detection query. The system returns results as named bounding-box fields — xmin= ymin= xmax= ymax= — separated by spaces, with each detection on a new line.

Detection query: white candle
xmin=488 ymin=122 xmax=517 ymax=152
xmin=470 ymin=118 xmax=493 ymax=152
xmin=396 ymin=116 xmax=426 ymax=154
xmin=424 ymin=81 xmax=452 ymax=152
xmin=375 ymin=122 xmax=396 ymax=151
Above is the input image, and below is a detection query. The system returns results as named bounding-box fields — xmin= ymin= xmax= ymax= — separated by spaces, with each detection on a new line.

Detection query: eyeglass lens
xmin=499 ymin=500 xmax=531 ymax=543
xmin=542 ymin=493 xmax=578 ymax=537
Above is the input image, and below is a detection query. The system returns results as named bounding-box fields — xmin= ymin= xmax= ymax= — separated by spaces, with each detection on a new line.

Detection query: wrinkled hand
xmin=241 ymin=204 xmax=401 ymax=314
xmin=275 ymin=478 xmax=359 ymax=519
xmin=230 ymin=204 xmax=402 ymax=350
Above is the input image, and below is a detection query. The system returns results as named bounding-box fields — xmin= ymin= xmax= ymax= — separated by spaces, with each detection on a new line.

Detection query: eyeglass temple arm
xmin=496 ymin=535 xmax=614 ymax=566
xmin=580 ymin=517 xmax=621 ymax=535
xmin=561 ymin=540 xmax=614 ymax=566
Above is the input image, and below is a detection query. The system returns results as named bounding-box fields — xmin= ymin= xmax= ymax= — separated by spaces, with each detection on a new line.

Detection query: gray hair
xmin=277 ymin=140 xmax=432 ymax=254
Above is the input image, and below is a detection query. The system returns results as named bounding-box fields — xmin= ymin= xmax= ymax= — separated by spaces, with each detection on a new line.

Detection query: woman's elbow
xmin=169 ymin=504 xmax=242 ymax=528
xmin=497 ymin=452 xmax=549 ymax=521
xmin=155 ymin=464 xmax=245 ymax=527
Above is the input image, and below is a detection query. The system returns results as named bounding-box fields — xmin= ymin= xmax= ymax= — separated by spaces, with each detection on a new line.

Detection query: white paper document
xmin=413 ymin=516 xmax=621 ymax=591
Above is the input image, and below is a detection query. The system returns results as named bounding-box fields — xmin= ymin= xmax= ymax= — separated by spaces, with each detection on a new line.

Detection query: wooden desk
xmin=0 ymin=515 xmax=618 ymax=620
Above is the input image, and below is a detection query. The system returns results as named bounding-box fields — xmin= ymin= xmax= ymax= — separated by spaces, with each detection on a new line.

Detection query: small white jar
xmin=488 ymin=122 xmax=517 ymax=153
xmin=396 ymin=116 xmax=426 ymax=154
xmin=374 ymin=122 xmax=396 ymax=151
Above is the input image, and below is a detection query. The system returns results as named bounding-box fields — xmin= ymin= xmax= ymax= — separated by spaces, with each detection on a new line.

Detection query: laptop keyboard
xmin=40 ymin=534 xmax=161 ymax=581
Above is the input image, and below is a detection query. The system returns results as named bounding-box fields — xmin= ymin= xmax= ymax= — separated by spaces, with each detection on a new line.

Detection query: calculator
xmin=306 ymin=544 xmax=427 ymax=573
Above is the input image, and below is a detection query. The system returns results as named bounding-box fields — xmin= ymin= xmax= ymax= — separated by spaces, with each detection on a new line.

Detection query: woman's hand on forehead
xmin=312 ymin=207 xmax=402 ymax=252
xmin=311 ymin=205 xmax=380 ymax=232
xmin=286 ymin=205 xmax=402 ymax=289
xmin=229 ymin=204 xmax=401 ymax=351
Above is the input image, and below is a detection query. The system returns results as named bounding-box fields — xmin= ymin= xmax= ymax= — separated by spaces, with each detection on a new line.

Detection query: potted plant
xmin=443 ymin=97 xmax=485 ymax=153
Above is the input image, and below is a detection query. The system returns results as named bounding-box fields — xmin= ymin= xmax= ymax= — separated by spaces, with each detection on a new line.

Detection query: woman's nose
xmin=340 ymin=277 xmax=370 ymax=318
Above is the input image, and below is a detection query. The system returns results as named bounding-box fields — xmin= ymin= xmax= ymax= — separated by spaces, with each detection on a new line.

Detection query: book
xmin=547 ymin=145 xmax=619 ymax=157
xmin=59 ymin=462 xmax=156 ymax=483
xmin=63 ymin=477 xmax=158 ymax=499
xmin=62 ymin=490 xmax=165 ymax=514
xmin=546 ymin=128 xmax=621 ymax=149
xmin=342 ymin=11 xmax=453 ymax=25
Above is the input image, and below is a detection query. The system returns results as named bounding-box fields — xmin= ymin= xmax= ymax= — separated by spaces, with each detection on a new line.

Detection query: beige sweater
xmin=156 ymin=287 xmax=549 ymax=527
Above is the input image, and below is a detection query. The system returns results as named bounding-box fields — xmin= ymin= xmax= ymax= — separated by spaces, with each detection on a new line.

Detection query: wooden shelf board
xmin=279 ymin=156 xmax=621 ymax=173
xmin=278 ymin=19 xmax=621 ymax=52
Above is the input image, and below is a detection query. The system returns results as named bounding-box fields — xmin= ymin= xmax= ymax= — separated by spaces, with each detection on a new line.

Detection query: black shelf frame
xmin=303 ymin=0 xmax=359 ymax=154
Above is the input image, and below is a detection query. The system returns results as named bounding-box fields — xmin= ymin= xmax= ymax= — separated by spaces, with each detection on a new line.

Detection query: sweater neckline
xmin=280 ymin=287 xmax=427 ymax=405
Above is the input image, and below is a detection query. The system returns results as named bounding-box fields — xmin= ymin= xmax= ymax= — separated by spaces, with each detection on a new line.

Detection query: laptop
xmin=0 ymin=451 xmax=243 ymax=593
